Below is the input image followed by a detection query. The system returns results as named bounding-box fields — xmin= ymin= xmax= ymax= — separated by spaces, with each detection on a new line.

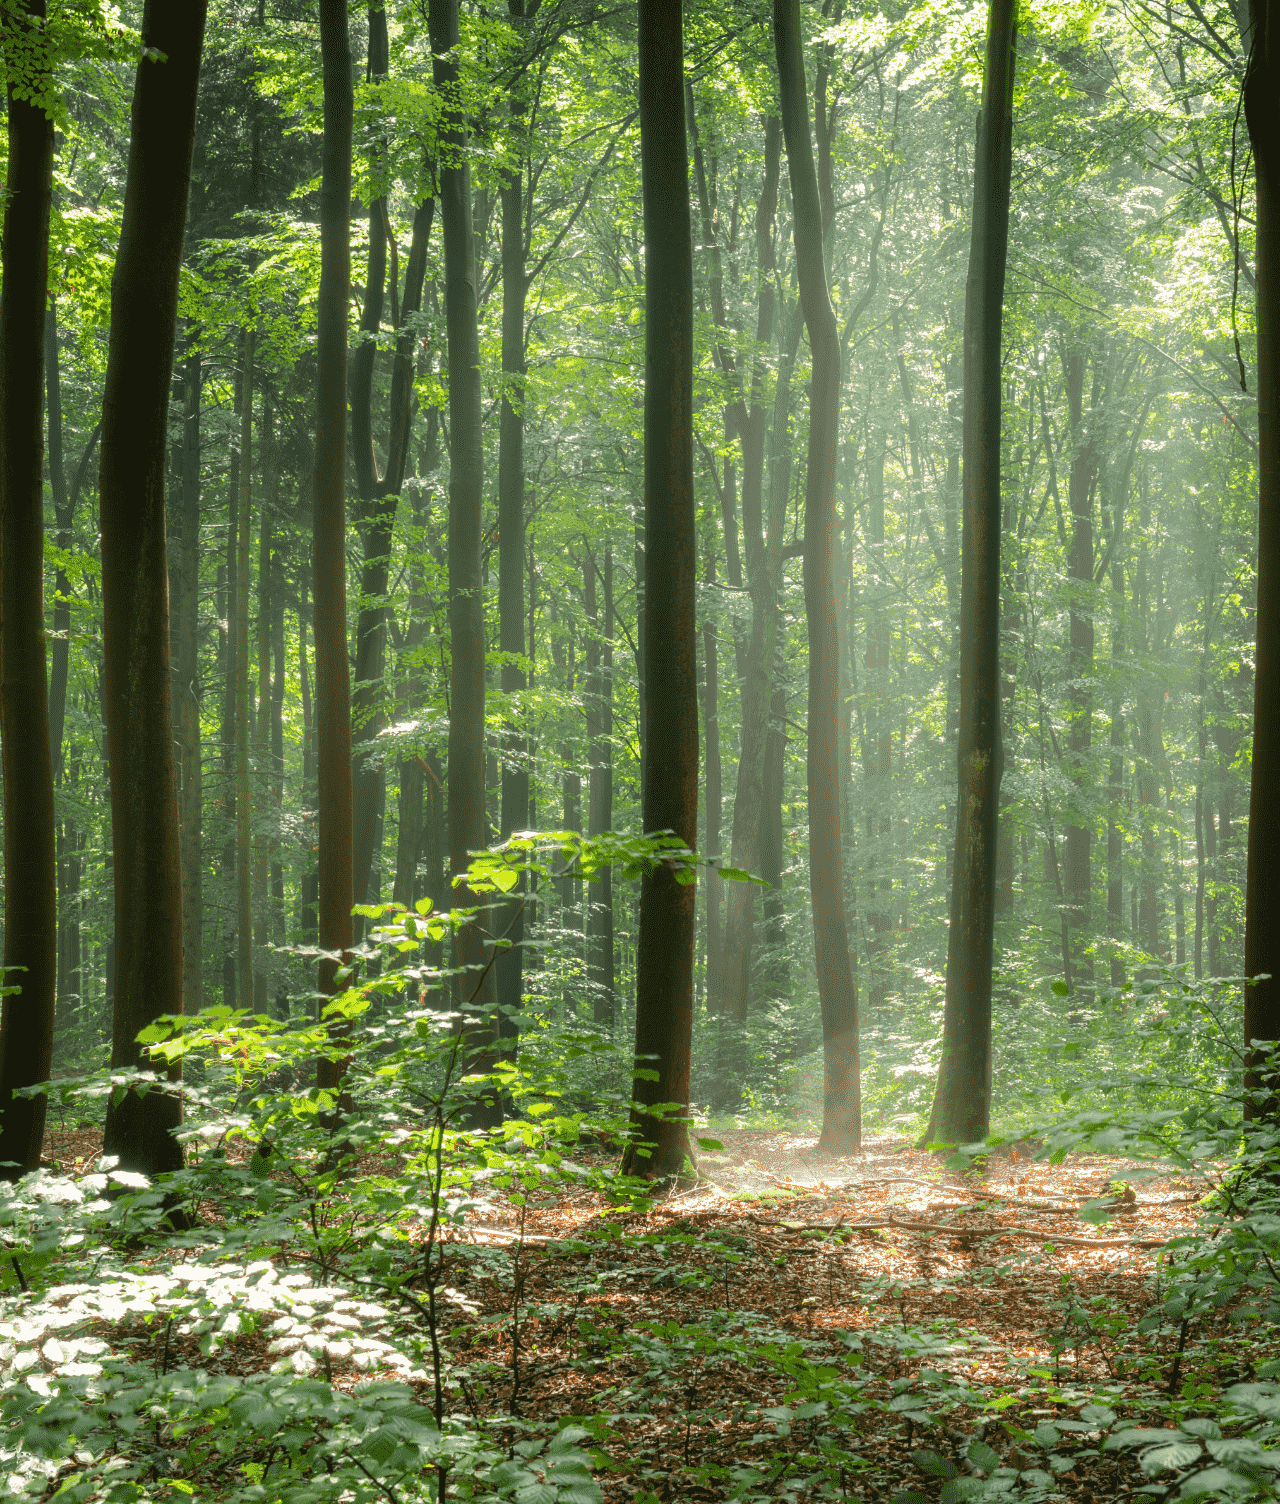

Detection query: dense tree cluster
xmin=0 ymin=0 xmax=1270 ymax=1174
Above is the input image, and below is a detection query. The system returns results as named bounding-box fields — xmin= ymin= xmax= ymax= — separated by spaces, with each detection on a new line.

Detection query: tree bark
xmin=922 ymin=0 xmax=1016 ymax=1146
xmin=100 ymin=0 xmax=208 ymax=1175
xmin=1245 ymin=0 xmax=1280 ymax=1100
xmin=498 ymin=9 xmax=530 ymax=1042
xmin=702 ymin=535 xmax=723 ymax=1009
xmin=773 ymin=0 xmax=861 ymax=1154
xmin=178 ymin=344 xmax=203 ymax=1016
xmin=586 ymin=549 xmax=615 ymax=1026
xmin=430 ymin=0 xmax=498 ymax=1094
xmin=0 ymin=0 xmax=56 ymax=1177
xmin=718 ymin=116 xmax=784 ymax=1025
xmin=619 ymin=0 xmax=698 ymax=1180
xmin=1063 ymin=349 xmax=1096 ymax=1005
xmin=314 ymin=0 xmax=355 ymax=1070
xmin=234 ymin=329 xmax=255 ymax=1011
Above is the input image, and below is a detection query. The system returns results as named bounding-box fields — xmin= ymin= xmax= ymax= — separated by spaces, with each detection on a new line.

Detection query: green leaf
xmin=696 ymin=1137 xmax=724 ymax=1151
xmin=912 ymin=1449 xmax=958 ymax=1479
xmin=1051 ymin=980 xmax=1070 ymax=997
xmin=968 ymin=1440 xmax=1001 ymax=1473
xmin=1141 ymin=1442 xmax=1202 ymax=1474
xmin=941 ymin=1481 xmax=990 ymax=1504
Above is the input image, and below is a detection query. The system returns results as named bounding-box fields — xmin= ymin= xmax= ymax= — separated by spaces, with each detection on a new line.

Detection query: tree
xmin=619 ymin=0 xmax=698 ymax=1181
xmin=774 ymin=0 xmax=861 ymax=1154
xmin=1245 ymin=0 xmax=1280 ymax=1099
xmin=922 ymin=0 xmax=1017 ymax=1145
xmin=100 ymin=0 xmax=209 ymax=1175
xmin=430 ymin=0 xmax=498 ymax=1081
xmin=313 ymin=0 xmax=355 ymax=1083
xmin=0 ymin=0 xmax=57 ymax=1178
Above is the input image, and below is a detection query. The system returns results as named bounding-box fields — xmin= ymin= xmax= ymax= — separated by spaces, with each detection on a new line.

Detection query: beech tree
xmin=923 ymin=0 xmax=1018 ymax=1145
xmin=1245 ymin=0 xmax=1280 ymax=1098
xmin=774 ymin=0 xmax=861 ymax=1154
xmin=99 ymin=0 xmax=208 ymax=1175
xmin=0 ymin=0 xmax=56 ymax=1178
xmin=313 ymin=0 xmax=355 ymax=1086
xmin=619 ymin=0 xmax=698 ymax=1180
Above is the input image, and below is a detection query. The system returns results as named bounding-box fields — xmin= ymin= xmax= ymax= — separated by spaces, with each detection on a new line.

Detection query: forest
xmin=0 ymin=0 xmax=1278 ymax=1498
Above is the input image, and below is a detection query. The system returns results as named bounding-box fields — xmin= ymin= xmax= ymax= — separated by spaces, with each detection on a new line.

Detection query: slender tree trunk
xmin=430 ymin=0 xmax=497 ymax=1098
xmin=702 ymin=535 xmax=723 ymax=1009
xmin=1063 ymin=350 xmax=1096 ymax=1004
xmin=760 ymin=677 xmax=790 ymax=995
xmin=235 ymin=329 xmax=255 ymax=1011
xmin=298 ymin=581 xmax=318 ymax=949
xmin=498 ymin=19 xmax=529 ymax=1041
xmin=1244 ymin=0 xmax=1280 ymax=1099
xmin=314 ymin=0 xmax=355 ymax=1078
xmin=619 ymin=0 xmax=698 ymax=1180
xmin=773 ymin=0 xmax=860 ymax=1154
xmin=863 ymin=433 xmax=892 ymax=1014
xmin=718 ymin=117 xmax=784 ymax=1025
xmin=922 ymin=0 xmax=1016 ymax=1145
xmin=220 ymin=485 xmax=237 ymax=1008
xmin=178 ymin=344 xmax=203 ymax=1015
xmin=100 ymin=0 xmax=208 ymax=1176
xmin=587 ymin=549 xmax=615 ymax=1026
xmin=253 ymin=398 xmax=273 ymax=1010
xmin=0 ymin=0 xmax=56 ymax=1176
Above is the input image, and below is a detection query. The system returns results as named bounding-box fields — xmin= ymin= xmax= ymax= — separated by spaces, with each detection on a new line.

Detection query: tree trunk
xmin=702 ymin=536 xmax=723 ymax=1009
xmin=718 ymin=117 xmax=784 ymax=1025
xmin=773 ymin=0 xmax=861 ymax=1154
xmin=253 ymin=399 xmax=273 ymax=1010
xmin=178 ymin=344 xmax=203 ymax=1015
xmin=587 ymin=549 xmax=615 ymax=1027
xmin=863 ymin=432 xmax=892 ymax=1014
xmin=349 ymin=13 xmax=435 ymax=929
xmin=235 ymin=328 xmax=255 ymax=1011
xmin=1063 ymin=349 xmax=1096 ymax=1004
xmin=922 ymin=0 xmax=1016 ymax=1146
xmin=314 ymin=0 xmax=355 ymax=1073
xmin=0 ymin=0 xmax=56 ymax=1177
xmin=1244 ymin=0 xmax=1280 ymax=1099
xmin=100 ymin=0 xmax=208 ymax=1176
xmin=619 ymin=0 xmax=698 ymax=1181
xmin=430 ymin=0 xmax=497 ymax=1097
xmin=498 ymin=16 xmax=529 ymax=1042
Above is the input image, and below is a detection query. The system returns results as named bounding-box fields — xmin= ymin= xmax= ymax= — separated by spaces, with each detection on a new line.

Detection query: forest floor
xmin=38 ymin=1124 xmax=1255 ymax=1502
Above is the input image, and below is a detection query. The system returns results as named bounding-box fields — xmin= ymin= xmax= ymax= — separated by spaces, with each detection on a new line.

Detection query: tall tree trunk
xmin=313 ymin=0 xmax=355 ymax=1076
xmin=1245 ymin=0 xmax=1280 ymax=1099
xmin=178 ymin=344 xmax=203 ymax=1015
xmin=774 ymin=0 xmax=860 ymax=1154
xmin=587 ymin=549 xmax=615 ymax=1026
xmin=220 ymin=484 xmax=237 ymax=1008
xmin=235 ymin=329 xmax=255 ymax=1011
xmin=702 ymin=534 xmax=723 ymax=1009
xmin=430 ymin=0 xmax=497 ymax=1098
xmin=253 ymin=398 xmax=273 ymax=1010
xmin=922 ymin=0 xmax=1016 ymax=1145
xmin=349 ymin=13 xmax=435 ymax=929
xmin=298 ymin=580 xmax=318 ymax=949
xmin=1063 ymin=350 xmax=1096 ymax=1004
xmin=100 ymin=0 xmax=208 ymax=1176
xmin=760 ymin=676 xmax=789 ymax=996
xmin=619 ymin=0 xmax=697 ymax=1180
xmin=863 ymin=432 xmax=892 ymax=1014
xmin=718 ymin=116 xmax=784 ymax=1025
xmin=498 ymin=12 xmax=530 ymax=1042
xmin=0 ymin=0 xmax=56 ymax=1177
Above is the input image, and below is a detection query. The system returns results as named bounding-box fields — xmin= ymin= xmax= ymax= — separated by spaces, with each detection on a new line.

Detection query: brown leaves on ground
xmin=40 ymin=1125 xmax=1266 ymax=1502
